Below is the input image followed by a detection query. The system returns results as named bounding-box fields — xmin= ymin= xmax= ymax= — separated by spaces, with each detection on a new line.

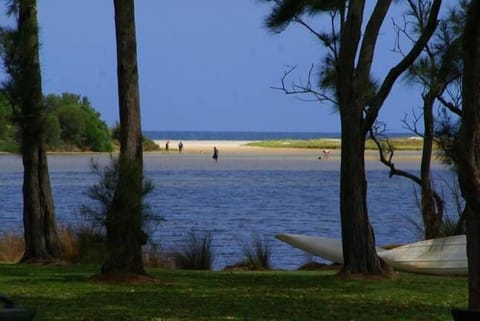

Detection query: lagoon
xmin=0 ymin=151 xmax=456 ymax=270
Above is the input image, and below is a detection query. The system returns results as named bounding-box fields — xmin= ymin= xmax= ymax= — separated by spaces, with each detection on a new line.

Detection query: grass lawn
xmin=0 ymin=264 xmax=467 ymax=321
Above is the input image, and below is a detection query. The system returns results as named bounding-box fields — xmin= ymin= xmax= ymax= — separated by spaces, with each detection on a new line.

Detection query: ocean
xmin=0 ymin=131 xmax=457 ymax=270
xmin=143 ymin=130 xmax=411 ymax=141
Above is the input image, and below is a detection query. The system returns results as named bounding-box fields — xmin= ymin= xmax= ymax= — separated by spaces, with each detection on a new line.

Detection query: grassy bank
xmin=247 ymin=137 xmax=431 ymax=151
xmin=0 ymin=264 xmax=466 ymax=321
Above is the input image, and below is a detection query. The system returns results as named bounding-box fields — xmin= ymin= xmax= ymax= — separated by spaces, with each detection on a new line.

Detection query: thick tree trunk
xmin=18 ymin=0 xmax=61 ymax=262
xmin=465 ymin=206 xmax=480 ymax=309
xmin=335 ymin=1 xmax=390 ymax=276
xmin=457 ymin=0 xmax=480 ymax=311
xmin=339 ymin=108 xmax=391 ymax=276
xmin=102 ymin=0 xmax=145 ymax=275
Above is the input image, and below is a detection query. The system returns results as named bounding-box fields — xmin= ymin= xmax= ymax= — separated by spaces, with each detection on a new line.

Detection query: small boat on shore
xmin=276 ymin=233 xmax=467 ymax=275
xmin=380 ymin=234 xmax=467 ymax=275
xmin=275 ymin=233 xmax=388 ymax=264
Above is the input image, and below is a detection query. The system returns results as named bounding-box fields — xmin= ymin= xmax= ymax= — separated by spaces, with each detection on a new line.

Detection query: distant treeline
xmin=0 ymin=92 xmax=159 ymax=152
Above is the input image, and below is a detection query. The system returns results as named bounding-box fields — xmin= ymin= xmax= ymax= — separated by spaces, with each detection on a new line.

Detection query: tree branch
xmin=357 ymin=0 xmax=392 ymax=82
xmin=293 ymin=16 xmax=324 ymax=41
xmin=369 ymin=123 xmax=422 ymax=184
xmin=436 ymin=93 xmax=463 ymax=116
xmin=363 ymin=0 xmax=443 ymax=134
xmin=271 ymin=65 xmax=338 ymax=105
xmin=402 ymin=109 xmax=425 ymax=137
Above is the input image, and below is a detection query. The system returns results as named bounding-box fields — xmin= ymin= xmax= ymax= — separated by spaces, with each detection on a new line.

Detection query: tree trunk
xmin=101 ymin=0 xmax=145 ymax=275
xmin=465 ymin=206 xmax=480 ymax=309
xmin=18 ymin=0 xmax=61 ymax=262
xmin=339 ymin=108 xmax=391 ymax=276
xmin=457 ymin=0 xmax=480 ymax=311
xmin=335 ymin=0 xmax=390 ymax=276
xmin=421 ymin=93 xmax=443 ymax=239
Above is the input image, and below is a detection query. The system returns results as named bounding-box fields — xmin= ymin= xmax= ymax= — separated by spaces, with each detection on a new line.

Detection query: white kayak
xmin=276 ymin=233 xmax=467 ymax=275
xmin=380 ymin=234 xmax=467 ymax=275
xmin=275 ymin=233 xmax=387 ymax=265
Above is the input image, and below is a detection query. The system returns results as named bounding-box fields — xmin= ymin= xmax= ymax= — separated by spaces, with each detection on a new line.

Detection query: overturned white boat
xmin=276 ymin=233 xmax=467 ymax=275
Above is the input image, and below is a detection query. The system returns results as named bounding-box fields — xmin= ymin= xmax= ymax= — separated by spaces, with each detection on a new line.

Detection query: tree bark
xmin=18 ymin=0 xmax=61 ymax=262
xmin=466 ymin=206 xmax=480 ymax=310
xmin=457 ymin=0 xmax=480 ymax=310
xmin=339 ymin=109 xmax=391 ymax=275
xmin=101 ymin=0 xmax=145 ymax=275
xmin=421 ymin=92 xmax=443 ymax=239
xmin=336 ymin=0 xmax=391 ymax=276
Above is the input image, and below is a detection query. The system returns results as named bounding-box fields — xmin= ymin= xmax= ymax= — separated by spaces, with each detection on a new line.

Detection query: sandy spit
xmin=153 ymin=140 xmax=428 ymax=162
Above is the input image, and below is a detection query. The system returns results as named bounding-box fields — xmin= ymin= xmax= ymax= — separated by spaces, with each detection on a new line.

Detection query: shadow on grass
xmin=0 ymin=264 xmax=467 ymax=321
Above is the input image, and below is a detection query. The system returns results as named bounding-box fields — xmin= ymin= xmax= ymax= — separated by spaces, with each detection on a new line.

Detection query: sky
xmin=27 ymin=1 xmax=448 ymax=133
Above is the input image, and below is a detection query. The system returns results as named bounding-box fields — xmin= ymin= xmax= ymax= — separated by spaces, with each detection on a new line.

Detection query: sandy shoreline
xmin=153 ymin=140 xmax=428 ymax=162
xmin=156 ymin=140 xmax=255 ymax=153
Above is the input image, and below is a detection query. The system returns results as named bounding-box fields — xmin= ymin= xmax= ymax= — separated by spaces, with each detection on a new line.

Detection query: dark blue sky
xmin=33 ymin=1 xmax=451 ymax=133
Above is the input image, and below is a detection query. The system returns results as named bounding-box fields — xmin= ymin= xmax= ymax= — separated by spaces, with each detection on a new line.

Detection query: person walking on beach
xmin=178 ymin=141 xmax=183 ymax=153
xmin=212 ymin=146 xmax=219 ymax=162
xmin=165 ymin=141 xmax=170 ymax=151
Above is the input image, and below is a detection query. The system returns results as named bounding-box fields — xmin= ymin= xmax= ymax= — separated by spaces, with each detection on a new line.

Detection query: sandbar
xmin=157 ymin=140 xmax=255 ymax=153
xmin=154 ymin=139 xmax=432 ymax=163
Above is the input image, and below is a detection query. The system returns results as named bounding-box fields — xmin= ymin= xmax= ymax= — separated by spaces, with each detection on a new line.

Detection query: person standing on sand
xmin=178 ymin=141 xmax=183 ymax=153
xmin=322 ymin=149 xmax=330 ymax=159
xmin=212 ymin=146 xmax=219 ymax=162
xmin=165 ymin=141 xmax=170 ymax=151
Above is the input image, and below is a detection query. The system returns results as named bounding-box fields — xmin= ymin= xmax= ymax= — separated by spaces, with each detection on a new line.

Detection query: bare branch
xmin=271 ymin=65 xmax=338 ymax=105
xmin=402 ymin=109 xmax=425 ymax=137
xmin=436 ymin=94 xmax=463 ymax=116
xmin=293 ymin=16 xmax=323 ymax=41
xmin=369 ymin=122 xmax=422 ymax=184
xmin=294 ymin=12 xmax=339 ymax=58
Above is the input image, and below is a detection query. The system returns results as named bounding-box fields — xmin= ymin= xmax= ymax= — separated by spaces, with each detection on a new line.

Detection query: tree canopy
xmin=0 ymin=92 xmax=114 ymax=152
xmin=44 ymin=93 xmax=113 ymax=152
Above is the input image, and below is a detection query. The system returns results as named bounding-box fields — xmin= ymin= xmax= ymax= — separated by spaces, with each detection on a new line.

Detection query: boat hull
xmin=380 ymin=234 xmax=467 ymax=275
xmin=276 ymin=233 xmax=467 ymax=275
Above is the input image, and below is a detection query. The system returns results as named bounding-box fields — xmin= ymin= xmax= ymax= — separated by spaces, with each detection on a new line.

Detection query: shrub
xmin=143 ymin=137 xmax=160 ymax=151
xmin=0 ymin=231 xmax=24 ymax=263
xmin=239 ymin=233 xmax=271 ymax=270
xmin=111 ymin=122 xmax=160 ymax=151
xmin=172 ymin=231 xmax=214 ymax=270
xmin=80 ymin=156 xmax=158 ymax=230
xmin=59 ymin=224 xmax=107 ymax=264
xmin=143 ymin=244 xmax=173 ymax=268
xmin=0 ymin=225 xmax=107 ymax=264
xmin=437 ymin=215 xmax=466 ymax=238
xmin=79 ymin=157 xmax=163 ymax=266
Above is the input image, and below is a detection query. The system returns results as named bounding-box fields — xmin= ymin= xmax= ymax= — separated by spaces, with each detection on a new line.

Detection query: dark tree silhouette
xmin=101 ymin=0 xmax=146 ymax=275
xmin=457 ymin=0 xmax=480 ymax=311
xmin=263 ymin=0 xmax=442 ymax=276
xmin=0 ymin=0 xmax=62 ymax=262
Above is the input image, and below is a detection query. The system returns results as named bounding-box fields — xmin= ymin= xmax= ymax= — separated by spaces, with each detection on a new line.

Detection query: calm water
xmin=143 ymin=130 xmax=411 ymax=141
xmin=0 ymin=153 xmax=457 ymax=270
xmin=143 ymin=130 xmax=341 ymax=141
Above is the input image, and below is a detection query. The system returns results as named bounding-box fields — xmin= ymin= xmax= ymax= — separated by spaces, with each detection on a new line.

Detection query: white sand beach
xmin=153 ymin=139 xmax=427 ymax=162
xmin=155 ymin=140 xmax=255 ymax=153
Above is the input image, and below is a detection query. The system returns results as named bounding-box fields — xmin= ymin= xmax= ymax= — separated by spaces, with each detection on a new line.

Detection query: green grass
xmin=0 ymin=264 xmax=467 ymax=321
xmin=246 ymin=137 xmax=432 ymax=151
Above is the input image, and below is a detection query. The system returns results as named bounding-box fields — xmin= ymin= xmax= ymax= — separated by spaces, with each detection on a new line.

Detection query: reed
xmin=0 ymin=232 xmax=23 ymax=263
xmin=171 ymin=231 xmax=214 ymax=270
xmin=239 ymin=233 xmax=271 ymax=270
